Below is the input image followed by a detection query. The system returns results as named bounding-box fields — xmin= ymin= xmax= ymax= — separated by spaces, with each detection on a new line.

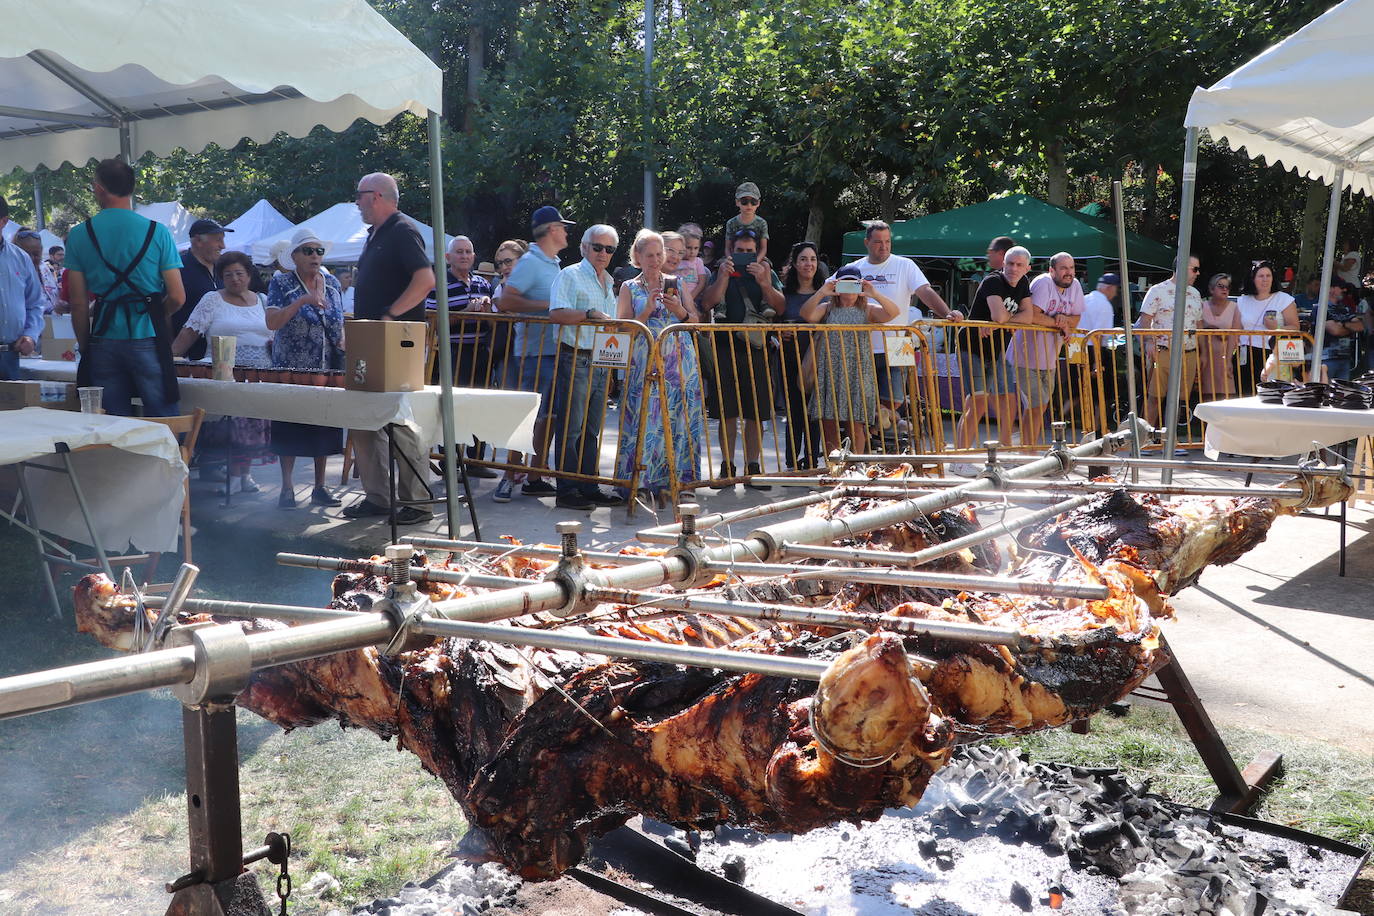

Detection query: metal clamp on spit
xmin=977 ymin=440 xmax=1009 ymax=486
xmin=1045 ymin=421 xmax=1074 ymax=477
xmin=545 ymin=521 xmax=599 ymax=618
xmin=378 ymin=544 xmax=434 ymax=656
xmin=165 ymin=620 xmax=252 ymax=709
xmin=666 ymin=504 xmax=716 ymax=591
xmin=140 ymin=562 xmax=199 ymax=652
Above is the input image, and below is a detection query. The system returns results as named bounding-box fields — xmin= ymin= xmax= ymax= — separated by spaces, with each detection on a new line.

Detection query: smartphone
xmin=731 ymin=252 xmax=756 ymax=269
xmin=835 ymin=278 xmax=862 ymax=295
xmin=1264 ymin=310 xmax=1277 ymax=323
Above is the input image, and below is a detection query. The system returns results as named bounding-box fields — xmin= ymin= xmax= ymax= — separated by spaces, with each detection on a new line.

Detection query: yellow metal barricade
xmin=435 ymin=312 xmax=655 ymax=512
xmin=1085 ymin=327 xmax=1316 ymax=449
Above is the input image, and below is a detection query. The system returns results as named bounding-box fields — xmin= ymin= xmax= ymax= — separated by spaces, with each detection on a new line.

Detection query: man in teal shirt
xmin=67 ymin=159 xmax=184 ymax=416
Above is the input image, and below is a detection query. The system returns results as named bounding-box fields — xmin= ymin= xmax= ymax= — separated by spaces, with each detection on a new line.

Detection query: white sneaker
xmin=948 ymin=462 xmax=981 ymax=478
xmin=234 ymin=475 xmax=261 ymax=494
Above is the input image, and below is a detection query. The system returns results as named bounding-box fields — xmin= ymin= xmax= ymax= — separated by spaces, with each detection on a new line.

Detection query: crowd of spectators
xmin=5 ymin=168 xmax=1374 ymax=518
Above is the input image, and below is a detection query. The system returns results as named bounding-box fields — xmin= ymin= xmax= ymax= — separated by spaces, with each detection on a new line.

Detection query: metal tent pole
xmin=1162 ymin=127 xmax=1199 ymax=484
xmin=642 ymin=0 xmax=656 ymax=227
xmin=1308 ymin=171 xmax=1344 ymax=381
xmin=1112 ymin=180 xmax=1140 ymax=480
xmin=428 ymin=112 xmax=461 ymax=538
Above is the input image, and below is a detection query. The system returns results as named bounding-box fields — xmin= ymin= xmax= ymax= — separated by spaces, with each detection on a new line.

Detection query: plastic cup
xmin=78 ymin=386 xmax=103 ymax=414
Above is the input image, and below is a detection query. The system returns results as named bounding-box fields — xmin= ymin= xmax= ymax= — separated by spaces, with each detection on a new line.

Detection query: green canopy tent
xmin=841 ymin=194 xmax=1178 ymax=290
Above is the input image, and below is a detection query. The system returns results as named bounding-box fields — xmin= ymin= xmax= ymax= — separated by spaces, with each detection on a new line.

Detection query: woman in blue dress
xmin=613 ymin=229 xmax=706 ymax=508
xmin=264 ymin=228 xmax=345 ymax=509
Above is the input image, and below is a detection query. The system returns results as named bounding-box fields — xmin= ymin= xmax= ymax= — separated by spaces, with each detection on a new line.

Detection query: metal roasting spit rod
xmin=753 ymin=477 xmax=1303 ymax=501
xmin=143 ymin=595 xmax=354 ymax=624
xmin=779 ymin=494 xmax=1094 ymax=568
xmin=410 ymin=615 xmax=834 ymax=681
xmin=0 ymin=425 xmax=1143 ymax=719
xmin=700 ymin=560 xmax=1111 ymax=600
xmin=822 ymin=452 xmax=1343 ymax=478
xmin=401 ymin=536 xmax=650 ymax=566
xmin=584 ymin=585 xmax=1031 ymax=649
xmin=274 ymin=553 xmax=531 ymax=589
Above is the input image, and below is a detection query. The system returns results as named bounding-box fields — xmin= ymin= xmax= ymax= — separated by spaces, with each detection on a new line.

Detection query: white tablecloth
xmin=175 ymin=381 xmax=538 ymax=452
xmin=0 ymin=408 xmax=187 ymax=553
xmin=18 ymin=358 xmax=78 ymax=382
xmin=1194 ymin=396 xmax=1374 ymax=458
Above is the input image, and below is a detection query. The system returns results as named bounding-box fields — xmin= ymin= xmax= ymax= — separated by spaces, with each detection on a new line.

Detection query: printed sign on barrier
xmin=592 ymin=331 xmax=630 ymax=368
xmin=1276 ymin=338 xmax=1306 ymax=364
xmin=884 ymin=333 xmax=919 ymax=367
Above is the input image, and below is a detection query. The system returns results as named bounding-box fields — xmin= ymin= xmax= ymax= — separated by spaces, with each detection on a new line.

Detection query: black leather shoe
xmin=710 ymin=462 xmax=736 ymax=490
xmin=311 ymin=486 xmax=342 ymax=507
xmin=342 ymin=498 xmax=390 ymax=518
xmin=464 ymin=462 xmax=499 ymax=479
xmin=395 ymin=506 xmax=434 ymax=525
xmin=586 ymin=490 xmax=626 ymax=507
xmin=555 ymin=492 xmax=594 ymax=510
xmin=277 ymin=490 xmax=297 ymax=509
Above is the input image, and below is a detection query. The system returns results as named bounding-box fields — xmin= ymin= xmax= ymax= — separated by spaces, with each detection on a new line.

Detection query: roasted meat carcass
xmin=72 ymin=481 xmax=1335 ymax=879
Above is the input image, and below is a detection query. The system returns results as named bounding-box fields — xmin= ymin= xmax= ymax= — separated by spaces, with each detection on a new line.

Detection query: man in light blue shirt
xmin=494 ymin=205 xmax=573 ymax=502
xmin=547 ymin=224 xmax=623 ymax=510
xmin=0 ymin=198 xmax=44 ymax=381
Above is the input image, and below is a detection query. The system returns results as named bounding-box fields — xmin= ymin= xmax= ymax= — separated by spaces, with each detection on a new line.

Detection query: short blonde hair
xmin=496 ymin=239 xmax=528 ymax=260
xmin=630 ymin=228 xmax=664 ymax=269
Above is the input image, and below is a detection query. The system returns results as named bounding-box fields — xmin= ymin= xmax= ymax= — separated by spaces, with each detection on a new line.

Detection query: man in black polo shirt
xmin=175 ymin=218 xmax=232 ymax=360
xmin=342 ymin=172 xmax=438 ymax=523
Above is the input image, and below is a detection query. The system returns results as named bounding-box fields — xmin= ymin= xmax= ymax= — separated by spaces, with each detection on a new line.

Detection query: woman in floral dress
xmin=613 ymin=229 xmax=705 ymax=507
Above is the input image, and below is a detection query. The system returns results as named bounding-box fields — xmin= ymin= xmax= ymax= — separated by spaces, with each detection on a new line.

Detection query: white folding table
xmin=175 ymin=380 xmax=540 ymax=540
xmin=1194 ymin=396 xmax=1374 ymax=575
xmin=0 ymin=408 xmax=187 ymax=617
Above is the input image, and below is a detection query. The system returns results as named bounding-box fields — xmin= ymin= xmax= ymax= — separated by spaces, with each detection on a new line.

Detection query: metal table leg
xmin=58 ymin=445 xmax=114 ymax=579
xmin=14 ymin=462 xmax=63 ymax=619
xmin=387 ymin=423 xmax=399 ymax=545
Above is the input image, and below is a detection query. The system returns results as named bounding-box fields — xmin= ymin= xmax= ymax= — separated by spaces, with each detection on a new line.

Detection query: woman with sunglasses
xmin=1235 ymin=261 xmax=1298 ymax=395
xmin=264 ymin=228 xmax=345 ymax=509
xmin=1199 ymin=273 xmax=1240 ymax=399
xmin=779 ymin=241 xmax=827 ymax=469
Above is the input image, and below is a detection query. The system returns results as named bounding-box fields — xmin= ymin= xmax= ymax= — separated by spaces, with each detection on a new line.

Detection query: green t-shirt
xmin=724 ymin=214 xmax=769 ymax=242
xmin=65 ymin=209 xmax=180 ymax=339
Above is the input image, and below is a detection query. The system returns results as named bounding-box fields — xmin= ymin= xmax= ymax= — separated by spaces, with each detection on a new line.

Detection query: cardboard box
xmin=344 ymin=320 xmax=427 ymax=392
xmin=41 ymin=314 xmax=78 ymax=361
xmin=0 ymin=380 xmax=80 ymax=411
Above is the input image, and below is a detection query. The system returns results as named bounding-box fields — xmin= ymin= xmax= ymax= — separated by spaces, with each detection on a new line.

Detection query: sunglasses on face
xmin=737 ymin=198 xmax=759 ymax=206
xmin=588 ymin=243 xmax=616 ymax=254
xmin=355 ymin=190 xmax=377 ymax=200
xmin=495 ymin=257 xmax=516 ymax=268
xmin=297 ymin=246 xmax=326 ymax=256
xmin=15 ymin=230 xmax=40 ymax=240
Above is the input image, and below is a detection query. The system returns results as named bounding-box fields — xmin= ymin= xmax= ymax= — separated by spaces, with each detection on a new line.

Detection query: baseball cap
xmin=735 ymin=181 xmax=761 ymax=200
xmin=834 ymin=264 xmax=863 ymax=280
xmin=531 ymin=205 xmax=575 ymax=233
xmin=189 ymin=218 xmax=232 ymax=236
xmin=1098 ymin=272 xmax=1121 ymax=287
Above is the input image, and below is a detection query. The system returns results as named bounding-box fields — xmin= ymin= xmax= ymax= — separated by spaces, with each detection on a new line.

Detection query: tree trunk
xmin=880 ymin=175 xmax=899 ymax=224
xmin=1140 ymin=160 xmax=1159 ymax=238
xmin=1296 ymin=180 xmax=1330 ymax=283
xmin=804 ymin=188 xmax=825 ymax=245
xmin=1045 ymin=139 xmax=1069 ymax=207
xmin=465 ymin=24 xmax=485 ymax=133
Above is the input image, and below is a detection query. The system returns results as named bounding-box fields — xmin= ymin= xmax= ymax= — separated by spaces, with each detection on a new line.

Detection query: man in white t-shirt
xmin=848 ymin=221 xmax=963 ymax=421
xmin=1080 ymin=273 xmax=1119 ymax=332
xmin=1136 ymin=256 xmax=1203 ymax=430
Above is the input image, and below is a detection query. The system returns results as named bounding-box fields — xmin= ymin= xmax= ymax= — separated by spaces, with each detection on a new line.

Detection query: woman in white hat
xmin=264 ymin=227 xmax=345 ymax=509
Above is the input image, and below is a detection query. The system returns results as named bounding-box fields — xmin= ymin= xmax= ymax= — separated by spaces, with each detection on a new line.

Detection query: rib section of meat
xmin=72 ymin=483 xmax=1315 ymax=879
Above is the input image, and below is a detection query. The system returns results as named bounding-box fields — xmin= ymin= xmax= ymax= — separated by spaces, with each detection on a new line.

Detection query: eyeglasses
xmin=1215 ymin=283 xmax=1231 ymax=289
xmin=588 ymin=243 xmax=616 ymax=254
xmin=737 ymin=197 xmax=759 ymax=206
xmin=495 ymin=257 xmax=516 ymax=268
xmin=296 ymin=246 xmax=326 ymax=256
xmin=354 ymin=190 xmax=378 ymax=200
xmin=1189 ymin=266 xmax=1201 ymax=273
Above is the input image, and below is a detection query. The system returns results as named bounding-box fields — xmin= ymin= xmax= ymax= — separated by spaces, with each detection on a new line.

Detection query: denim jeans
xmin=552 ymin=348 xmax=608 ymax=496
xmin=0 ymin=349 xmax=18 ymax=381
xmin=86 ymin=337 xmax=180 ymax=416
xmin=1323 ymin=355 xmax=1352 ymax=381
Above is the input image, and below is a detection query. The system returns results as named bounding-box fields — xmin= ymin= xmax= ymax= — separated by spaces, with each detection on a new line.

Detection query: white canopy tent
xmin=1160 ymin=0 xmax=1369 ymax=470
xmin=250 ymin=202 xmax=453 ymax=266
xmin=0 ymin=0 xmax=469 ymax=537
xmin=134 ymin=200 xmax=194 ymax=249
xmin=223 ymin=199 xmax=294 ymax=255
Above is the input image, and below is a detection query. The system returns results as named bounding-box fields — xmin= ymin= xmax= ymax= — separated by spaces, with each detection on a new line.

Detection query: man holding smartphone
xmin=700 ymin=227 xmax=784 ymax=487
xmin=849 ymin=221 xmax=962 ymax=441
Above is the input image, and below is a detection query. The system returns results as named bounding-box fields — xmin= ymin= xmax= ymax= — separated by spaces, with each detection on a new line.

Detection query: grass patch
xmin=991 ymin=703 xmax=1374 ymax=851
